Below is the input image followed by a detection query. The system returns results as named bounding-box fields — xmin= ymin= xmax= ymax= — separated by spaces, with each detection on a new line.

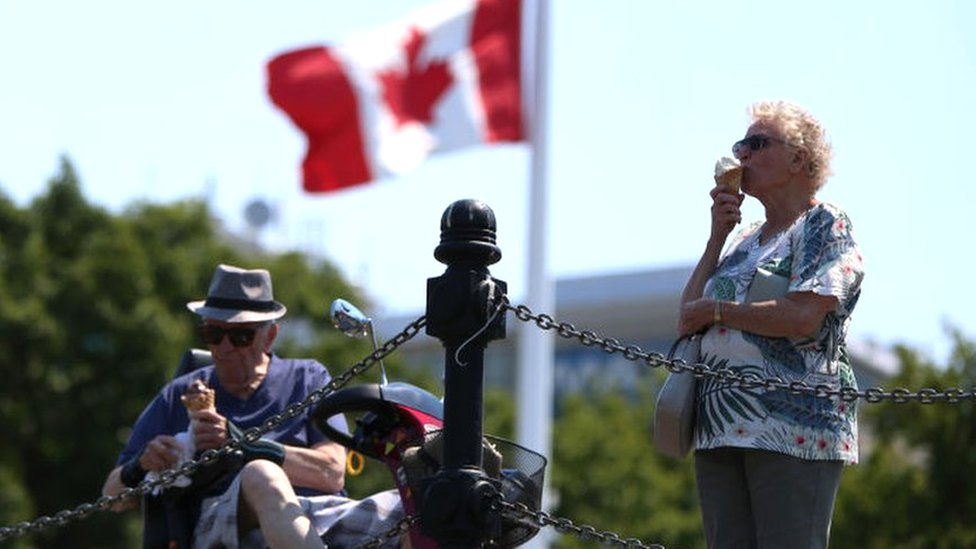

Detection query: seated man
xmin=101 ymin=264 xmax=372 ymax=548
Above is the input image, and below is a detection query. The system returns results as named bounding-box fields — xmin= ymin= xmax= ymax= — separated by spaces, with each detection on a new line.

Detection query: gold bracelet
xmin=713 ymin=300 xmax=722 ymax=325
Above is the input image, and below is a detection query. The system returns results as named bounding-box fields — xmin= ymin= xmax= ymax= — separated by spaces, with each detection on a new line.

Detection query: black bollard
xmin=422 ymin=199 xmax=507 ymax=548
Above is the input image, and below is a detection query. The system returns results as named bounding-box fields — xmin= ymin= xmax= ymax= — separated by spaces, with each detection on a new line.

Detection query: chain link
xmin=504 ymin=300 xmax=976 ymax=404
xmin=356 ymin=514 xmax=421 ymax=549
xmin=495 ymin=500 xmax=666 ymax=549
xmin=0 ymin=316 xmax=427 ymax=542
xmin=353 ymin=501 xmax=666 ymax=549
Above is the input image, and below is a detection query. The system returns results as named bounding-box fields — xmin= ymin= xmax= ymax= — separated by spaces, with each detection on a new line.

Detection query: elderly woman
xmin=678 ymin=100 xmax=864 ymax=549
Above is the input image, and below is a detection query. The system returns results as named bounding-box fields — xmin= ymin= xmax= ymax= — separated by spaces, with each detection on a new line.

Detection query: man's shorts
xmin=192 ymin=473 xmax=404 ymax=548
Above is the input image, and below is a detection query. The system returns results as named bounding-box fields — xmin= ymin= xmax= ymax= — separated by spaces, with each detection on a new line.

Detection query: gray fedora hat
xmin=187 ymin=264 xmax=287 ymax=322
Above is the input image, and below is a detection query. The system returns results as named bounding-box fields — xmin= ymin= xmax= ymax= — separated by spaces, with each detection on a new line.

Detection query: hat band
xmin=203 ymin=296 xmax=278 ymax=312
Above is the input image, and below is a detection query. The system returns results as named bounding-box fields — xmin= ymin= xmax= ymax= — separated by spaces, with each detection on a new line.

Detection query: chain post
xmin=422 ymin=199 xmax=507 ymax=548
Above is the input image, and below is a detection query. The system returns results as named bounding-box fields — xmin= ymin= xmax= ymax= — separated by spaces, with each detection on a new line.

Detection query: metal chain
xmin=356 ymin=514 xmax=421 ymax=549
xmin=354 ymin=502 xmax=666 ymax=549
xmin=495 ymin=500 xmax=666 ymax=549
xmin=503 ymin=299 xmax=976 ymax=404
xmin=0 ymin=315 xmax=427 ymax=542
xmin=14 ymin=296 xmax=974 ymax=546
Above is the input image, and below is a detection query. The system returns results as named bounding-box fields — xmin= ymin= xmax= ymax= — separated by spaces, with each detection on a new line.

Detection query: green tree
xmin=832 ymin=329 xmax=976 ymax=548
xmin=550 ymin=377 xmax=702 ymax=549
xmin=0 ymin=158 xmax=401 ymax=547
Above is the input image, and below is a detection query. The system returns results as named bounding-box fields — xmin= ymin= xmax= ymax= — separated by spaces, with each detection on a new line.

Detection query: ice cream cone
xmin=181 ymin=379 xmax=216 ymax=412
xmin=714 ymin=156 xmax=743 ymax=194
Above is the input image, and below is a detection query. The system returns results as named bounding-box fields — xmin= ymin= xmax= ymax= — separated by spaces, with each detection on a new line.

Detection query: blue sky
xmin=1 ymin=0 xmax=973 ymax=364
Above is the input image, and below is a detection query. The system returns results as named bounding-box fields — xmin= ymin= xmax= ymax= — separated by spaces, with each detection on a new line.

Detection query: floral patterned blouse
xmin=696 ymin=202 xmax=865 ymax=464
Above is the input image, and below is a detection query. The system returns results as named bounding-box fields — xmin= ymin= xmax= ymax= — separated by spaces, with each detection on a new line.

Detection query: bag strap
xmin=667 ymin=333 xmax=701 ymax=360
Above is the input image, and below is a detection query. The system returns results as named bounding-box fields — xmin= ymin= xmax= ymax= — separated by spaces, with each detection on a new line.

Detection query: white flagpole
xmin=517 ymin=0 xmax=554 ymax=545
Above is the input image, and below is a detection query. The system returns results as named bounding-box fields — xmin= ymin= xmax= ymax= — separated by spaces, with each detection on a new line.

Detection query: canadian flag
xmin=267 ymin=0 xmax=523 ymax=193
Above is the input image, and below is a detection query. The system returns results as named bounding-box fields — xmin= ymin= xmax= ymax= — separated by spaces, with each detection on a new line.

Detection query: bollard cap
xmin=434 ymin=199 xmax=501 ymax=266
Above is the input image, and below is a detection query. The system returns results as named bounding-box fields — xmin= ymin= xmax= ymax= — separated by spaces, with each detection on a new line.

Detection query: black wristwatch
xmin=119 ymin=454 xmax=147 ymax=488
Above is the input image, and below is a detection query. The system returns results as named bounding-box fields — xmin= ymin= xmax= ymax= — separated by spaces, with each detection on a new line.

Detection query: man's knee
xmin=240 ymin=459 xmax=290 ymax=502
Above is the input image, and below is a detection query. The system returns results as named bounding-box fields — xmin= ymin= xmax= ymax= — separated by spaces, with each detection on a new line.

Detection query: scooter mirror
xmin=330 ymin=299 xmax=370 ymax=338
xmin=329 ymin=298 xmax=388 ymax=385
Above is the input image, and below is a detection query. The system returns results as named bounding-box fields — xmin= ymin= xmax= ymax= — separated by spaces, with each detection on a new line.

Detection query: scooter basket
xmin=400 ymin=430 xmax=547 ymax=547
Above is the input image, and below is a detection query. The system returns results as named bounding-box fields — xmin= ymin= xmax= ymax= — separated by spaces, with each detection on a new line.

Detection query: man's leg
xmin=302 ymin=489 xmax=404 ymax=548
xmin=238 ymin=459 xmax=324 ymax=549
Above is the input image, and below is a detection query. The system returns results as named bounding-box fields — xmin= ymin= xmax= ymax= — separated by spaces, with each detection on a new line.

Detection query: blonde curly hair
xmin=749 ymin=100 xmax=833 ymax=190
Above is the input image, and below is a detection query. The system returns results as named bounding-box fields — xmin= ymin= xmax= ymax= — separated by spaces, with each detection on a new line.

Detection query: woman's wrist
xmin=713 ymin=299 xmax=723 ymax=326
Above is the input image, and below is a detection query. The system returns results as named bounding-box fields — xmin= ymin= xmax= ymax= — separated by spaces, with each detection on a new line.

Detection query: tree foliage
xmin=549 ymin=377 xmax=701 ymax=549
xmin=0 ymin=158 xmax=402 ymax=547
xmin=832 ymin=329 xmax=976 ymax=548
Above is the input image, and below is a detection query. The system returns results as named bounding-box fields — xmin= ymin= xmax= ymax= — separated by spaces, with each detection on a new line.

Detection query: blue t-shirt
xmin=117 ymin=355 xmax=349 ymax=470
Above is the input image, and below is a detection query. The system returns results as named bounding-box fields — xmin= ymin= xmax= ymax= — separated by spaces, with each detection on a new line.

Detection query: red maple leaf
xmin=377 ymin=27 xmax=454 ymax=128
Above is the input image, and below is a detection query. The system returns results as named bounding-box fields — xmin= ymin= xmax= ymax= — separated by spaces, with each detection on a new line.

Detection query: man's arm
xmin=282 ymin=440 xmax=346 ymax=494
xmin=101 ymin=466 xmax=137 ymax=512
xmin=191 ymin=407 xmax=346 ymax=493
xmin=101 ymin=434 xmax=186 ymax=511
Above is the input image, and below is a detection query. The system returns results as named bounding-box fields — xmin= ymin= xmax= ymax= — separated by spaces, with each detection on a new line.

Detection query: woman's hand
xmin=710 ymin=185 xmax=743 ymax=242
xmin=679 ymin=298 xmax=715 ymax=336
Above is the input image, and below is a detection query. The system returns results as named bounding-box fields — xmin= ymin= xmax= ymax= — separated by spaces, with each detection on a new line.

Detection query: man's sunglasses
xmin=733 ymin=134 xmax=785 ymax=156
xmin=198 ymin=324 xmax=259 ymax=347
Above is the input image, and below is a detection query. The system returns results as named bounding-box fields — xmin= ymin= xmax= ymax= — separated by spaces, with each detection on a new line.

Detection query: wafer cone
xmin=714 ymin=156 xmax=743 ymax=194
xmin=715 ymin=167 xmax=742 ymax=193
xmin=181 ymin=379 xmax=216 ymax=412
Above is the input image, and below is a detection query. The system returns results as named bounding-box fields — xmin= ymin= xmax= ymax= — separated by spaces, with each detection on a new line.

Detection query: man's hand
xmin=190 ymin=409 xmax=230 ymax=450
xmin=139 ymin=434 xmax=185 ymax=472
xmin=117 ymin=434 xmax=186 ymax=489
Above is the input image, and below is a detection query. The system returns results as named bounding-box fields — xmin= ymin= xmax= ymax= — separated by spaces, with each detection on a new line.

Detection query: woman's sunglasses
xmin=198 ymin=324 xmax=259 ymax=347
xmin=732 ymin=134 xmax=785 ymax=156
